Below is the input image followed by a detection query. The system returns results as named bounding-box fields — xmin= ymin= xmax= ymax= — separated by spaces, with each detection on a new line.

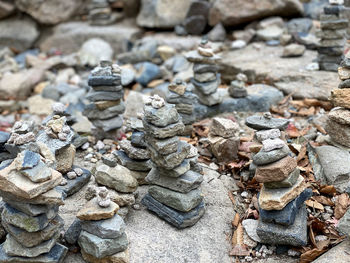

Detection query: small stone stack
xmin=113 ymin=117 xmax=152 ymax=183
xmin=245 ymin=113 xmax=312 ymax=247
xmin=84 ymin=61 xmax=125 ymax=139
xmin=0 ymin=150 xmax=67 ymax=262
xmin=167 ymin=78 xmax=198 ymax=126
xmin=78 ymin=187 xmax=129 ymax=263
xmin=186 ymin=39 xmax=223 ymax=106
xmin=325 ymin=57 xmax=350 ymax=146
xmin=317 ymin=0 xmax=348 ymax=71
xmin=88 ymin=0 xmax=118 ymax=25
xmin=141 ymin=95 xmax=205 ymax=229
xmin=228 ymin=73 xmax=248 ymax=98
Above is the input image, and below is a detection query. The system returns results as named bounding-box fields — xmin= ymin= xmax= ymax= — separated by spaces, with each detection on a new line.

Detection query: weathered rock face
xmin=0 ymin=1 xmax=15 ymax=19
xmin=15 ymin=0 xmax=83 ymax=25
xmin=137 ymin=0 xmax=191 ymax=28
xmin=209 ymin=0 xmax=303 ymax=27
xmin=39 ymin=20 xmax=142 ymax=54
xmin=0 ymin=17 xmax=39 ymax=52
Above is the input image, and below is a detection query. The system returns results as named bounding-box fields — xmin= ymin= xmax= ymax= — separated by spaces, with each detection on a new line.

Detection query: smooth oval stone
xmin=245 ymin=115 xmax=289 ymax=131
xmin=253 ymin=145 xmax=290 ymax=165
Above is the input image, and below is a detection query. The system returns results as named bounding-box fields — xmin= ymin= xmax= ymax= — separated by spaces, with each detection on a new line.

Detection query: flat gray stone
xmin=81 ymin=214 xmax=126 ymax=239
xmin=56 ymin=167 xmax=91 ymax=198
xmin=2 ymin=198 xmax=53 ymax=217
xmin=91 ymin=85 xmax=123 ymax=92
xmin=312 ymin=240 xmax=350 ymax=263
xmin=261 ymin=138 xmax=285 ymax=152
xmin=146 ymin=169 xmax=203 ymax=193
xmin=253 ymin=145 xmax=290 ymax=165
xmin=185 ymin=50 xmax=221 ymax=64
xmin=91 ymin=115 xmax=123 ymax=132
xmin=21 ymin=150 xmax=40 ymax=169
xmin=114 ymin=150 xmax=152 ymax=172
xmin=20 ymin=160 xmax=52 ymax=183
xmin=337 ymin=208 xmax=350 ymax=237
xmin=245 ymin=115 xmax=289 ymax=131
xmin=167 ymin=91 xmax=198 ymax=105
xmin=191 ymin=75 xmax=220 ymax=95
xmin=78 ymin=231 xmax=128 ymax=259
xmin=86 ymin=89 xmax=123 ymax=102
xmin=149 ymin=186 xmax=203 ymax=212
xmin=64 ymin=219 xmax=81 ymax=245
xmin=193 ymin=63 xmax=219 ymax=73
xmin=193 ymin=88 xmax=224 ymax=106
xmin=154 ymin=159 xmax=191 ymax=178
xmin=119 ymin=139 xmax=150 ymax=160
xmin=145 ymin=135 xmax=179 ymax=155
xmin=88 ymin=75 xmax=121 ymax=86
xmin=256 ymin=205 xmax=308 ymax=246
xmin=264 ymin=168 xmax=300 ymax=189
xmin=194 ymin=72 xmax=217 ymax=82
xmin=36 ymin=130 xmax=74 ymax=155
xmin=143 ymin=120 xmax=185 ymax=139
xmin=131 ymin=131 xmax=147 ymax=148
xmin=144 ymin=104 xmax=180 ymax=128
xmin=83 ymin=102 xmax=125 ymax=120
xmin=242 ymin=219 xmax=261 ymax=243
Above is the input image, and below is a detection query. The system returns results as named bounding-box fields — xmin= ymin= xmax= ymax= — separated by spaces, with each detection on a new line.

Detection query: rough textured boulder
xmin=15 ymin=0 xmax=83 ymax=25
xmin=209 ymin=0 xmax=303 ymax=26
xmin=137 ymin=0 xmax=191 ymax=28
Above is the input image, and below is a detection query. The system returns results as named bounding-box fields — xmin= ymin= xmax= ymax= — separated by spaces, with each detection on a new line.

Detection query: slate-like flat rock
xmin=144 ymin=104 xmax=180 ymax=128
xmin=81 ymin=214 xmax=125 ymax=239
xmin=113 ymin=150 xmax=152 ymax=172
xmin=245 ymin=115 xmax=289 ymax=131
xmin=77 ymin=198 xmax=119 ymax=221
xmin=56 ymin=167 xmax=91 ymax=198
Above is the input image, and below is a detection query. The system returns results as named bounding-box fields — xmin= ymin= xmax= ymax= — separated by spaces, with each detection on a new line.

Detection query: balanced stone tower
xmin=228 ymin=73 xmax=248 ymax=98
xmin=317 ymin=0 xmax=349 ymax=71
xmin=77 ymin=186 xmax=129 ymax=263
xmin=186 ymin=39 xmax=223 ymax=106
xmin=0 ymin=149 xmax=67 ymax=262
xmin=326 ymin=57 xmax=350 ymax=146
xmin=141 ymin=95 xmax=205 ymax=228
xmin=84 ymin=61 xmax=125 ymax=139
xmin=245 ymin=113 xmax=312 ymax=246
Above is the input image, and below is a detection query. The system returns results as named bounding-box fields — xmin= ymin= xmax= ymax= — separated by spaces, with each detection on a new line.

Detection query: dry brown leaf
xmin=297 ymin=145 xmax=307 ymax=162
xmin=314 ymin=123 xmax=327 ymax=135
xmin=320 ymin=185 xmax=337 ymax=196
xmin=334 ymin=193 xmax=350 ymax=219
xmin=229 ymin=245 xmax=250 ymax=257
xmin=232 ymin=213 xmax=240 ymax=227
xmin=300 ymin=248 xmax=327 ymax=263
xmin=305 ymin=200 xmax=324 ymax=211
xmin=312 ymin=196 xmax=334 ymax=206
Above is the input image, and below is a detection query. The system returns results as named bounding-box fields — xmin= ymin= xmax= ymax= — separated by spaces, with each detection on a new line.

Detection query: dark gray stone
xmin=2 ymin=198 xmax=53 ymax=217
xmin=144 ymin=104 xmax=180 ymax=127
xmin=86 ymin=89 xmax=124 ymax=102
xmin=253 ymin=145 xmax=290 ymax=165
xmin=193 ymin=63 xmax=219 ymax=74
xmin=183 ymin=15 xmax=206 ymax=35
xmin=142 ymin=194 xmax=205 ymax=229
xmin=319 ymin=62 xmax=339 ymax=72
xmin=245 ymin=115 xmax=289 ymax=131
xmin=287 ymin=18 xmax=313 ymax=34
xmin=186 ymin=0 xmax=210 ymax=18
xmin=257 ymin=205 xmax=308 ymax=246
xmin=145 ymin=135 xmax=179 ymax=155
xmin=83 ymin=102 xmax=125 ymax=120
xmin=5 ymin=142 xmax=40 ymax=157
xmin=113 ymin=150 xmax=152 ymax=171
xmin=81 ymin=214 xmax=125 ymax=239
xmin=64 ymin=218 xmax=81 ymax=245
xmin=191 ymin=75 xmax=220 ymax=95
xmin=56 ymin=167 xmax=91 ymax=198
xmin=135 ymin=62 xmax=161 ymax=86
xmin=339 ymin=79 xmax=350 ymax=89
xmin=317 ymin=46 xmax=344 ymax=56
xmin=91 ymin=115 xmax=123 ymax=132
xmin=340 ymin=58 xmax=350 ymax=69
xmin=0 ymin=132 xmax=10 ymax=144
xmin=131 ymin=131 xmax=147 ymax=148
xmin=154 ymin=159 xmax=191 ymax=178
xmin=324 ymin=5 xmax=343 ymax=15
xmin=0 ymin=243 xmax=68 ymax=263
xmin=88 ymin=75 xmax=121 ymax=86
xmin=167 ymin=90 xmax=198 ymax=105
xmin=91 ymin=85 xmax=123 ymax=92
xmin=102 ymin=154 xmax=118 ymax=167
xmin=72 ymin=135 xmax=88 ymax=149
xmin=143 ymin=120 xmax=185 ymax=139
xmin=259 ymin=188 xmax=312 ymax=226
xmin=21 ymin=150 xmax=40 ymax=169
xmin=36 ymin=130 xmax=73 ymax=154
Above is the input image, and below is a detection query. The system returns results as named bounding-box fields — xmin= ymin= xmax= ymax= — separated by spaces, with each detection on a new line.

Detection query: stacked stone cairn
xmin=113 ymin=116 xmax=151 ymax=184
xmin=0 ymin=148 xmax=67 ymax=262
xmin=167 ymin=78 xmax=198 ymax=126
xmin=317 ymin=0 xmax=349 ymax=71
xmin=186 ymin=39 xmax=223 ymax=107
xmin=141 ymin=95 xmax=205 ymax=228
xmin=228 ymin=73 xmax=248 ymax=98
xmin=245 ymin=113 xmax=312 ymax=246
xmin=77 ymin=186 xmax=129 ymax=263
xmin=88 ymin=0 xmax=118 ymax=25
xmin=84 ymin=61 xmax=125 ymax=139
xmin=325 ymin=57 xmax=350 ymax=147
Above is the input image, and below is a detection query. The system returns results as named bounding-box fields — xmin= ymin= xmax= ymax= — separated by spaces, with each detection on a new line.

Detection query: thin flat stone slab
xmin=328 ymin=108 xmax=350 ymax=125
xmin=77 ymin=198 xmax=119 ymax=221
xmin=145 ymin=135 xmax=179 ymax=155
xmin=185 ymin=50 xmax=221 ymax=64
xmin=36 ymin=129 xmax=74 ymax=154
xmin=149 ymin=141 xmax=191 ymax=169
xmin=91 ymin=115 xmax=123 ymax=132
xmin=258 ymin=175 xmax=306 ymax=211
xmin=131 ymin=131 xmax=147 ymax=148
xmin=259 ymin=188 xmax=312 ymax=226
xmin=166 ymin=91 xmax=198 ymax=105
xmin=86 ymin=89 xmax=123 ymax=102
xmin=20 ymin=160 xmax=52 ymax=183
xmin=81 ymin=249 xmax=129 ymax=263
xmin=91 ymin=85 xmax=123 ymax=92
xmin=149 ymin=186 xmax=203 ymax=212
xmin=83 ymin=102 xmax=125 ymax=120
xmin=2 ymin=203 xmax=50 ymax=232
xmin=0 ymin=243 xmax=68 ymax=263
xmin=252 ymin=145 xmax=290 ymax=165
xmin=144 ymin=104 xmax=180 ymax=128
xmin=325 ymin=118 xmax=350 ymax=148
xmin=143 ymin=120 xmax=185 ymax=139
xmin=255 ymin=129 xmax=281 ymax=142
xmin=193 ymin=63 xmax=219 ymax=73
xmin=255 ymin=156 xmax=297 ymax=183
xmin=320 ymin=19 xmax=348 ymax=30
xmin=154 ymin=159 xmax=191 ymax=178
xmin=0 ymin=163 xmax=62 ymax=199
xmin=81 ymin=214 xmax=125 ymax=239
xmin=245 ymin=115 xmax=289 ymax=131
xmin=88 ymin=75 xmax=121 ymax=86
xmin=210 ymin=117 xmax=239 ymax=138
xmin=194 ymin=72 xmax=217 ymax=82
xmin=2 ymin=216 xmax=64 ymax=248
xmin=118 ymin=139 xmax=150 ymax=160
xmin=142 ymin=194 xmax=205 ymax=229
xmin=78 ymin=231 xmax=128 ymax=259
xmin=3 ymin=233 xmax=58 ymax=257
xmin=264 ymin=168 xmax=300 ymax=189
xmin=95 ymin=163 xmax=138 ymax=193
xmin=21 ymin=150 xmax=40 ymax=169
xmin=193 ymin=88 xmax=223 ymax=106
xmin=2 ymin=198 xmax=54 ymax=217
xmin=56 ymin=167 xmax=91 ymax=198
xmin=257 ymin=205 xmax=308 ymax=247
xmin=146 ymin=169 xmax=203 ymax=193
xmin=261 ymin=138 xmax=285 ymax=152
xmin=113 ymin=151 xmax=152 ymax=172
xmin=191 ymin=75 xmax=220 ymax=95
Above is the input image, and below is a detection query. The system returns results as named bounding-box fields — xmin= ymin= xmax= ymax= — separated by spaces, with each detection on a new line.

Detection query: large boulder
xmin=0 ymin=16 xmax=39 ymax=52
xmin=209 ymin=0 xmax=303 ymax=26
xmin=137 ymin=0 xmax=191 ymax=28
xmin=39 ymin=20 xmax=142 ymax=54
xmin=15 ymin=0 xmax=83 ymax=25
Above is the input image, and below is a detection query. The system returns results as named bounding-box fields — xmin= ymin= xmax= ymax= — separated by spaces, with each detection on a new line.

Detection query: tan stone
xmin=259 ymin=175 xmax=306 ymax=210
xmin=77 ymin=198 xmax=119 ymax=221
xmin=338 ymin=67 xmax=350 ymax=80
xmin=208 ymin=135 xmax=239 ymax=162
xmin=255 ymin=156 xmax=297 ymax=183
xmin=55 ymin=144 xmax=75 ymax=174
xmin=157 ymin=45 xmax=175 ymax=61
xmin=325 ymin=118 xmax=350 ymax=147
xmin=0 ymin=163 xmax=62 ymax=199
xmin=168 ymin=83 xmax=186 ymax=95
xmin=95 ymin=100 xmax=122 ymax=110
xmin=249 ymin=143 xmax=262 ymax=153
xmin=210 ymin=117 xmax=239 ymax=138
xmin=331 ymin=89 xmax=350 ymax=109
xmin=37 ymin=142 xmax=55 ymax=165
xmin=328 ymin=108 xmax=350 ymax=125
xmin=81 ymin=249 xmax=129 ymax=263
